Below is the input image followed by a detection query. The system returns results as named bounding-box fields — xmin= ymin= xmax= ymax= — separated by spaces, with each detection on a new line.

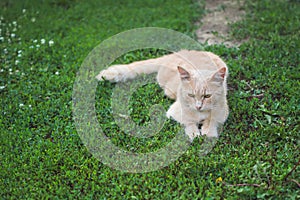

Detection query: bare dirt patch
xmin=196 ymin=0 xmax=246 ymax=47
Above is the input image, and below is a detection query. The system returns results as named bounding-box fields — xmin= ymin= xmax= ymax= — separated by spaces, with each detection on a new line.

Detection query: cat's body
xmin=97 ymin=50 xmax=229 ymax=140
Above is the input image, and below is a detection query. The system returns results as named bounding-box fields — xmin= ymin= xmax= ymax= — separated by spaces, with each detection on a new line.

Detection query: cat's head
xmin=178 ymin=66 xmax=227 ymax=112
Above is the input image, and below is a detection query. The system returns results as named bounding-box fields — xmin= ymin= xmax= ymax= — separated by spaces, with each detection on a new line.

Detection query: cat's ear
xmin=210 ymin=67 xmax=226 ymax=82
xmin=177 ymin=66 xmax=191 ymax=81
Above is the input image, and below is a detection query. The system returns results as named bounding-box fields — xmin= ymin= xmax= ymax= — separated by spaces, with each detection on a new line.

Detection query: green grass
xmin=1 ymin=0 xmax=299 ymax=199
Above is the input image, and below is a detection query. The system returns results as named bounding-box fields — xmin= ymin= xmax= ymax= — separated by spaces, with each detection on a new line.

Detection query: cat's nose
xmin=196 ymin=102 xmax=202 ymax=110
xmin=196 ymin=105 xmax=202 ymax=110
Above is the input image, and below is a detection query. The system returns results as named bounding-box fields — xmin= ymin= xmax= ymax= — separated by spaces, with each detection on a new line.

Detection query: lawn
xmin=1 ymin=0 xmax=299 ymax=199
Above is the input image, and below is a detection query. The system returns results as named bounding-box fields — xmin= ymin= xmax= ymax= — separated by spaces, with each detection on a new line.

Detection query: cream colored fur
xmin=96 ymin=50 xmax=229 ymax=140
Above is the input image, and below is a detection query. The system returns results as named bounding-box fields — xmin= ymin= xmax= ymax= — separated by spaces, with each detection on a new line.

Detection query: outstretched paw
xmin=96 ymin=69 xmax=119 ymax=82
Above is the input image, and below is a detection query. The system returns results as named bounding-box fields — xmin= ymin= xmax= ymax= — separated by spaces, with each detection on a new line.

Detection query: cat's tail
xmin=96 ymin=57 xmax=165 ymax=82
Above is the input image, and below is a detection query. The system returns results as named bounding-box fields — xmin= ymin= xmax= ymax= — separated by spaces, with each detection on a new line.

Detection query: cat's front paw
xmin=96 ymin=68 xmax=120 ymax=82
xmin=201 ymin=129 xmax=219 ymax=138
xmin=188 ymin=131 xmax=201 ymax=142
xmin=185 ymin=126 xmax=201 ymax=142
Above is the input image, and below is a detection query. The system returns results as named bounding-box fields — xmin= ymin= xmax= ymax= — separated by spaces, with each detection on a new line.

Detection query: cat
xmin=96 ymin=50 xmax=229 ymax=141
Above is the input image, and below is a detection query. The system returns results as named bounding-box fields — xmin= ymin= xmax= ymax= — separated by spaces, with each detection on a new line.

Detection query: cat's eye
xmin=204 ymin=94 xmax=212 ymax=98
xmin=188 ymin=93 xmax=195 ymax=98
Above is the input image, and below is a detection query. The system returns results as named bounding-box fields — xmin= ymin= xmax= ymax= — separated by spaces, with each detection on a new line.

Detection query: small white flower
xmin=29 ymin=104 xmax=32 ymax=108
xmin=55 ymin=71 xmax=59 ymax=75
xmin=30 ymin=67 xmax=34 ymax=70
xmin=19 ymin=103 xmax=24 ymax=107
xmin=9 ymin=68 xmax=12 ymax=72
xmin=23 ymin=9 xmax=26 ymax=13
xmin=49 ymin=40 xmax=54 ymax=46
xmin=0 ymin=69 xmax=4 ymax=72
xmin=0 ymin=37 xmax=4 ymax=41
xmin=0 ymin=86 xmax=5 ymax=90
xmin=15 ymin=70 xmax=19 ymax=73
xmin=15 ymin=60 xmax=20 ymax=65
xmin=29 ymin=45 xmax=34 ymax=49
xmin=18 ymin=50 xmax=22 ymax=57
xmin=12 ymin=21 xmax=17 ymax=26
xmin=33 ymin=39 xmax=37 ymax=43
xmin=31 ymin=18 xmax=36 ymax=23
xmin=36 ymin=44 xmax=40 ymax=48
xmin=41 ymin=39 xmax=45 ymax=44
xmin=11 ymin=33 xmax=16 ymax=38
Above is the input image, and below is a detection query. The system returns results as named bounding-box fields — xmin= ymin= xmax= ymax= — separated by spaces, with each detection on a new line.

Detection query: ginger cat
xmin=96 ymin=50 xmax=229 ymax=141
